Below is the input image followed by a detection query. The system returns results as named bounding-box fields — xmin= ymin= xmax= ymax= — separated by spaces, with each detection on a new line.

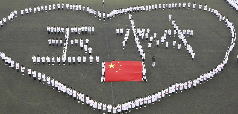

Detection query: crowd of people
xmin=46 ymin=24 xmax=96 ymax=66
xmin=129 ymin=15 xmax=148 ymax=83
xmin=226 ymin=0 xmax=238 ymax=11
xmin=0 ymin=1 xmax=237 ymax=114
xmin=129 ymin=15 xmax=196 ymax=60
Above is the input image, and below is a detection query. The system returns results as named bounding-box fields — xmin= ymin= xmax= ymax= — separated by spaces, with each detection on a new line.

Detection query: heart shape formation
xmin=0 ymin=2 xmax=236 ymax=114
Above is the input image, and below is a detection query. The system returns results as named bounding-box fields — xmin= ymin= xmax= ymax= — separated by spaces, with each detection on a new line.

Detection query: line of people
xmin=107 ymin=2 xmax=209 ymax=21
xmin=47 ymin=25 xmax=95 ymax=35
xmin=18 ymin=2 xmax=107 ymax=22
xmin=130 ymin=15 xmax=147 ymax=82
xmin=226 ymin=0 xmax=238 ymax=11
xmin=32 ymin=54 xmax=99 ymax=65
xmin=48 ymin=37 xmax=89 ymax=47
xmin=122 ymin=29 xmax=130 ymax=49
xmin=62 ymin=26 xmax=70 ymax=59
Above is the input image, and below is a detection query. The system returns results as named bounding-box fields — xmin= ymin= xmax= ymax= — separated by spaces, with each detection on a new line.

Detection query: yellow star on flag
xmin=109 ymin=63 xmax=115 ymax=68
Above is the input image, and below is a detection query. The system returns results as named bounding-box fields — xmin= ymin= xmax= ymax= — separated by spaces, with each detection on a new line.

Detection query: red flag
xmin=105 ymin=61 xmax=143 ymax=82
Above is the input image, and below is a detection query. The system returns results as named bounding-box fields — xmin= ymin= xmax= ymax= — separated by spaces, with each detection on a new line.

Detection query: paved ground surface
xmin=0 ymin=0 xmax=238 ymax=114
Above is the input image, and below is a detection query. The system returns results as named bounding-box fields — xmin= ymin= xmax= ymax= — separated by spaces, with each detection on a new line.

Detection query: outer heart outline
xmin=0 ymin=2 xmax=236 ymax=113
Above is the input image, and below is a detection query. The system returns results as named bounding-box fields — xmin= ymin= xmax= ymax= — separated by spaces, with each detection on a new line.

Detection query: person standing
xmin=37 ymin=55 xmax=40 ymax=64
xmin=117 ymin=104 xmax=122 ymax=113
xmin=184 ymin=81 xmax=188 ymax=91
xmin=32 ymin=55 xmax=36 ymax=65
xmin=168 ymin=85 xmax=173 ymax=96
xmin=95 ymin=54 xmax=100 ymax=64
xmin=142 ymin=52 xmax=145 ymax=62
xmin=0 ymin=20 xmax=3 ymax=28
xmin=193 ymin=2 xmax=196 ymax=10
xmin=122 ymin=40 xmax=126 ymax=49
xmin=113 ymin=105 xmax=117 ymax=114
xmin=193 ymin=78 xmax=198 ymax=88
xmin=80 ymin=38 xmax=84 ymax=50
xmin=38 ymin=72 xmax=41 ymax=83
xmin=51 ymin=56 xmax=55 ymax=65
xmin=52 ymin=38 xmax=55 ymax=46
xmin=102 ymin=65 xmax=105 ymax=75
xmin=16 ymin=62 xmax=19 ymax=72
xmin=72 ymin=55 xmax=76 ymax=65
xmin=148 ymin=42 xmax=152 ymax=49
xmin=73 ymin=89 xmax=77 ymax=100
xmin=173 ymin=40 xmax=176 ymax=48
xmin=57 ymin=2 xmax=60 ymax=10
xmin=46 ymin=76 xmax=51 ymax=86
xmin=69 ymin=87 xmax=73 ymax=98
xmin=102 ymin=103 xmax=107 ymax=114
xmin=116 ymin=28 xmax=119 ymax=35
xmin=81 ymin=93 xmax=85 ymax=104
xmin=21 ymin=9 xmax=24 ymax=16
xmin=41 ymin=56 xmax=45 ymax=65
xmin=93 ymin=100 xmax=98 ymax=110
xmin=156 ymin=39 xmax=160 ymax=47
xmin=152 ymin=56 xmax=155 ymax=67
xmin=42 ymin=73 xmax=46 ymax=84
xmin=89 ymin=55 xmax=93 ymax=65
xmin=11 ymin=60 xmax=14 ymax=70
xmin=77 ymin=91 xmax=81 ymax=103
xmin=77 ymin=55 xmax=81 ymax=65
xmin=120 ymin=28 xmax=123 ymax=35
xmin=56 ymin=38 xmax=59 ymax=46
xmin=60 ymin=38 xmax=63 ymax=46
xmin=98 ymin=101 xmax=102 ymax=112
xmin=86 ymin=95 xmax=90 ymax=105
xmin=190 ymin=29 xmax=193 ymax=37
xmin=85 ymin=38 xmax=89 ymax=45
xmin=75 ymin=38 xmax=78 ymax=46
xmin=107 ymin=104 xmax=112 ymax=114
xmin=68 ymin=55 xmax=71 ymax=65
xmin=21 ymin=65 xmax=25 ymax=75
xmin=61 ymin=2 xmax=64 ymax=10
xmin=70 ymin=39 xmax=74 ymax=47
xmin=83 ymin=55 xmax=86 ymax=64
xmin=62 ymin=56 xmax=66 ymax=65
xmin=55 ymin=80 xmax=58 ymax=90
xmin=237 ymin=54 xmax=238 ymax=63
xmin=28 ymin=67 xmax=32 ymax=77
xmin=57 ymin=56 xmax=61 ymax=65
xmin=179 ymin=81 xmax=184 ymax=92
xmin=62 ymin=84 xmax=66 ymax=94
xmin=51 ymin=77 xmax=55 ymax=89
xmin=84 ymin=44 xmax=88 ymax=53
xmin=188 ymin=79 xmax=192 ymax=89
xmin=191 ymin=52 xmax=195 ymax=60
xmin=32 ymin=70 xmax=36 ymax=80
xmin=88 ymin=46 xmax=92 ymax=55
xmin=178 ymin=42 xmax=181 ymax=50
xmin=46 ymin=56 xmax=50 ymax=65
xmin=166 ymin=41 xmax=169 ymax=49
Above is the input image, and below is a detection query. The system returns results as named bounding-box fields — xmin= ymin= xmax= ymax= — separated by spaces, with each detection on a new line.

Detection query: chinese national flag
xmin=105 ymin=61 xmax=143 ymax=82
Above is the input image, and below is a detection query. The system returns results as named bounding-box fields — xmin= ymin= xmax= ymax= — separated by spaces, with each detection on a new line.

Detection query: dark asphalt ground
xmin=0 ymin=0 xmax=238 ymax=114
